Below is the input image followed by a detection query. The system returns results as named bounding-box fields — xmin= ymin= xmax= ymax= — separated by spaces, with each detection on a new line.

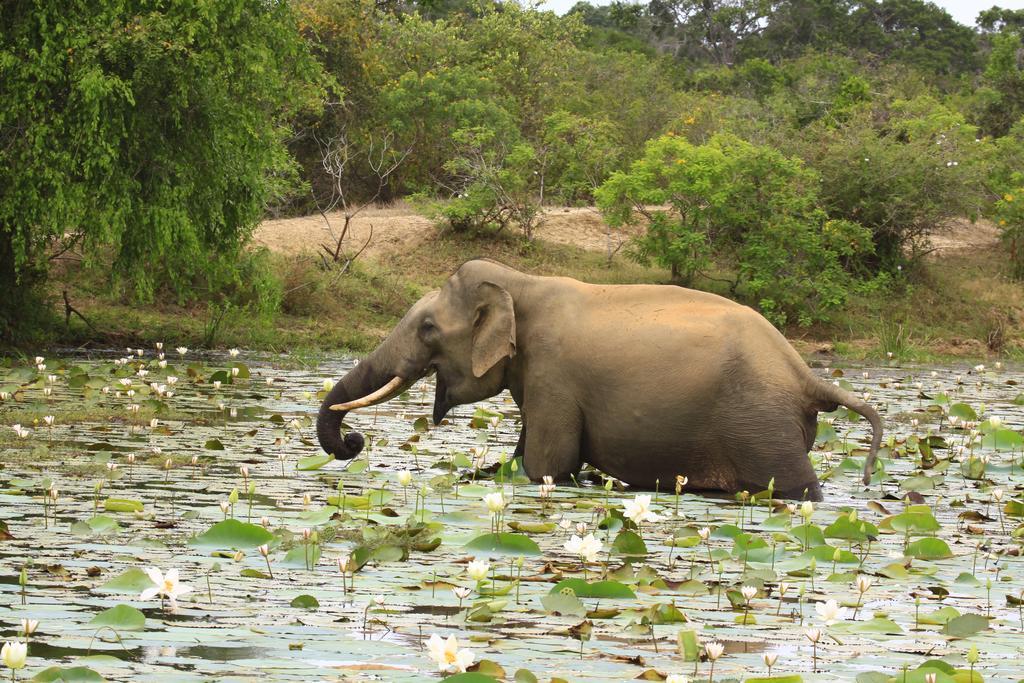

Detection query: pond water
xmin=0 ymin=352 xmax=1022 ymax=682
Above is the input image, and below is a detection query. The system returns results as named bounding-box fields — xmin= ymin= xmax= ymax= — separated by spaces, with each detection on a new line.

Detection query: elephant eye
xmin=419 ymin=320 xmax=437 ymax=338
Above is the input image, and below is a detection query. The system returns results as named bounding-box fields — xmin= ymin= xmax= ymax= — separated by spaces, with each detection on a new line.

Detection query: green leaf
xmin=240 ymin=569 xmax=272 ymax=579
xmin=790 ymin=524 xmax=826 ymax=547
xmin=852 ymin=617 xmax=903 ymax=634
xmin=88 ymin=604 xmax=146 ymax=631
xmin=885 ymin=510 xmax=941 ymax=535
xmin=189 ymin=519 xmax=274 ymax=549
xmin=513 ymin=670 xmax=539 ymax=683
xmin=981 ymin=428 xmax=1023 ymax=451
xmin=441 ymin=674 xmax=500 ymax=683
xmin=282 ymin=544 xmax=322 ymax=568
xmin=290 ymin=594 xmax=320 ymax=609
xmin=900 ymin=474 xmax=941 ymax=492
xmin=297 ymin=454 xmax=333 ymax=471
xmin=611 ymin=529 xmax=648 ymax=556
xmin=905 ymin=537 xmax=954 ymax=560
xmin=295 ymin=506 xmax=338 ymax=527
xmin=540 ymin=589 xmax=587 ymax=616
xmin=103 ymin=498 xmax=143 ymax=513
xmin=948 ymin=403 xmax=978 ymax=422
xmin=204 ymin=438 xmax=225 ymax=450
xmin=30 ymin=666 xmax=105 ymax=682
xmin=464 ymin=532 xmax=541 ymax=556
xmin=942 ymin=613 xmax=989 ymax=638
xmin=97 ymin=568 xmax=156 ymax=594
xmin=549 ymin=579 xmax=636 ymax=599
xmin=677 ymin=629 xmax=700 ymax=661
xmin=71 ymin=515 xmax=120 ymax=537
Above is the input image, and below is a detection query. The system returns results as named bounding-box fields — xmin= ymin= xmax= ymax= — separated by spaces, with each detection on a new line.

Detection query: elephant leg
xmin=521 ymin=395 xmax=582 ymax=483
xmin=513 ymin=420 xmax=526 ymax=461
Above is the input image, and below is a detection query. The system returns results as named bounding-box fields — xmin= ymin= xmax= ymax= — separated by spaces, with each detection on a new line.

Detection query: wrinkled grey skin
xmin=317 ymin=259 xmax=882 ymax=500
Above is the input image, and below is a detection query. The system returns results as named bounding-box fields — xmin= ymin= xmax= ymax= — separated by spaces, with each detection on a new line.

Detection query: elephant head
xmin=316 ymin=262 xmax=517 ymax=460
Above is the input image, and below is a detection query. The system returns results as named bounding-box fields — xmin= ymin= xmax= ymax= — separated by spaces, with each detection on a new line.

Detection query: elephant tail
xmin=810 ymin=378 xmax=884 ymax=486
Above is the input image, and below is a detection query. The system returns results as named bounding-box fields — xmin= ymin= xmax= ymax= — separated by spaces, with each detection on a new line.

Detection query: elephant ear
xmin=471 ymin=281 xmax=516 ymax=378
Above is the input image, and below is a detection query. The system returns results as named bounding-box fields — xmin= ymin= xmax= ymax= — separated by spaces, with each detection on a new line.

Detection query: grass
xmin=30 ymin=227 xmax=1024 ymax=361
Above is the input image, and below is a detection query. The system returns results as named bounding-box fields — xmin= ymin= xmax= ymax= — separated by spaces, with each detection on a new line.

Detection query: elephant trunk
xmin=316 ymin=362 xmax=376 ymax=460
xmin=316 ymin=327 xmax=422 ymax=460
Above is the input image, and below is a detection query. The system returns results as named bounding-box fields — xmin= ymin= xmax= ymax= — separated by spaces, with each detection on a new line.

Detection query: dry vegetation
xmin=52 ymin=206 xmax=1022 ymax=361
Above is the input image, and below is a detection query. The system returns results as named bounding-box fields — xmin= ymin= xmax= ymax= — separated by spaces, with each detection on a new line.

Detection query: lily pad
xmin=465 ymin=533 xmax=541 ymax=556
xmin=942 ymin=613 xmax=989 ymax=638
xmin=88 ymin=604 xmax=146 ymax=631
xmin=189 ymin=519 xmax=274 ymax=549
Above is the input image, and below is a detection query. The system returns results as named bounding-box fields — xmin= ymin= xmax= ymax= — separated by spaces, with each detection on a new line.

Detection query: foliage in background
xmin=597 ymin=134 xmax=874 ymax=325
xmin=0 ymin=0 xmax=325 ymax=341
xmin=7 ymin=0 xmax=1024 ymax=348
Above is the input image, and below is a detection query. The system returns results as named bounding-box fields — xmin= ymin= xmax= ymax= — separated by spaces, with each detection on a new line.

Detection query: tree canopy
xmin=0 ymin=0 xmax=324 ymax=339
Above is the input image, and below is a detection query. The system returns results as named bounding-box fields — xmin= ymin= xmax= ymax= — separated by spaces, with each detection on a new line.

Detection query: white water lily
xmin=140 ymin=568 xmax=192 ymax=609
xmin=762 ymin=652 xmax=778 ymax=667
xmin=622 ymin=494 xmax=659 ymax=524
xmin=800 ymin=501 xmax=814 ymax=520
xmin=804 ymin=627 xmax=822 ymax=643
xmin=539 ymin=475 xmax=556 ymax=499
xmin=564 ymin=533 xmax=603 ymax=563
xmin=483 ymin=491 xmax=506 ymax=514
xmin=697 ymin=527 xmax=711 ymax=541
xmin=397 ymin=470 xmax=413 ymax=487
xmin=427 ymin=633 xmax=474 ymax=673
xmin=741 ymin=585 xmax=757 ymax=602
xmin=704 ymin=641 xmax=724 ymax=660
xmin=229 ymin=348 xmax=240 ymax=357
xmin=815 ymin=598 xmax=848 ymax=625
xmin=176 ymin=347 xmax=188 ymax=356
xmin=11 ymin=424 xmax=29 ymax=438
xmin=466 ymin=559 xmax=490 ymax=582
xmin=1 ymin=641 xmax=26 ymax=670
xmin=19 ymin=619 xmax=38 ymax=636
xmin=452 ymin=586 xmax=472 ymax=600
xmin=855 ymin=575 xmax=874 ymax=594
xmin=665 ymin=675 xmax=688 ymax=683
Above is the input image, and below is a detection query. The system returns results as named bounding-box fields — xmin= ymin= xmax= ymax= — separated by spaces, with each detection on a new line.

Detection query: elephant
xmin=316 ymin=259 xmax=882 ymax=501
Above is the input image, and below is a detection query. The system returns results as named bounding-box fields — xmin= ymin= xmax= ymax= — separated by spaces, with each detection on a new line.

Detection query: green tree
xmin=977 ymin=5 xmax=1024 ymax=33
xmin=976 ymin=30 xmax=1024 ymax=137
xmin=993 ymin=180 xmax=1024 ymax=279
xmin=0 ymin=0 xmax=324 ymax=341
xmin=796 ymin=99 xmax=985 ymax=271
xmin=597 ymin=133 xmax=873 ymax=324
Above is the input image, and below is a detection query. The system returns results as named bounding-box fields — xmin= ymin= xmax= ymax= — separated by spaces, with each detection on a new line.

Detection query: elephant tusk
xmin=329 ymin=376 xmax=405 ymax=411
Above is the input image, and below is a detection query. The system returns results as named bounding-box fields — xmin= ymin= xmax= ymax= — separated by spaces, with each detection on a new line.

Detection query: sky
xmin=540 ymin=0 xmax=1024 ymax=28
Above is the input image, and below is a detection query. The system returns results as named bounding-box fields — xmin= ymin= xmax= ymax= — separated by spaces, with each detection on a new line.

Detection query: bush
xmin=993 ymin=182 xmax=1024 ymax=280
xmin=795 ymin=99 xmax=986 ymax=271
xmin=596 ymin=133 xmax=873 ymax=326
xmin=415 ymin=125 xmax=542 ymax=238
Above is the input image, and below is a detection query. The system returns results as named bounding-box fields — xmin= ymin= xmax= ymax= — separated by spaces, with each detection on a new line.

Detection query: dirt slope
xmin=256 ymin=205 xmax=999 ymax=260
xmin=255 ymin=204 xmax=634 ymax=259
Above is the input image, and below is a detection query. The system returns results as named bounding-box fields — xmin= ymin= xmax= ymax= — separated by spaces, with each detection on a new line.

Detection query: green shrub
xmin=596 ymin=133 xmax=873 ymax=326
xmin=993 ymin=183 xmax=1024 ymax=280
xmin=795 ymin=99 xmax=986 ymax=272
